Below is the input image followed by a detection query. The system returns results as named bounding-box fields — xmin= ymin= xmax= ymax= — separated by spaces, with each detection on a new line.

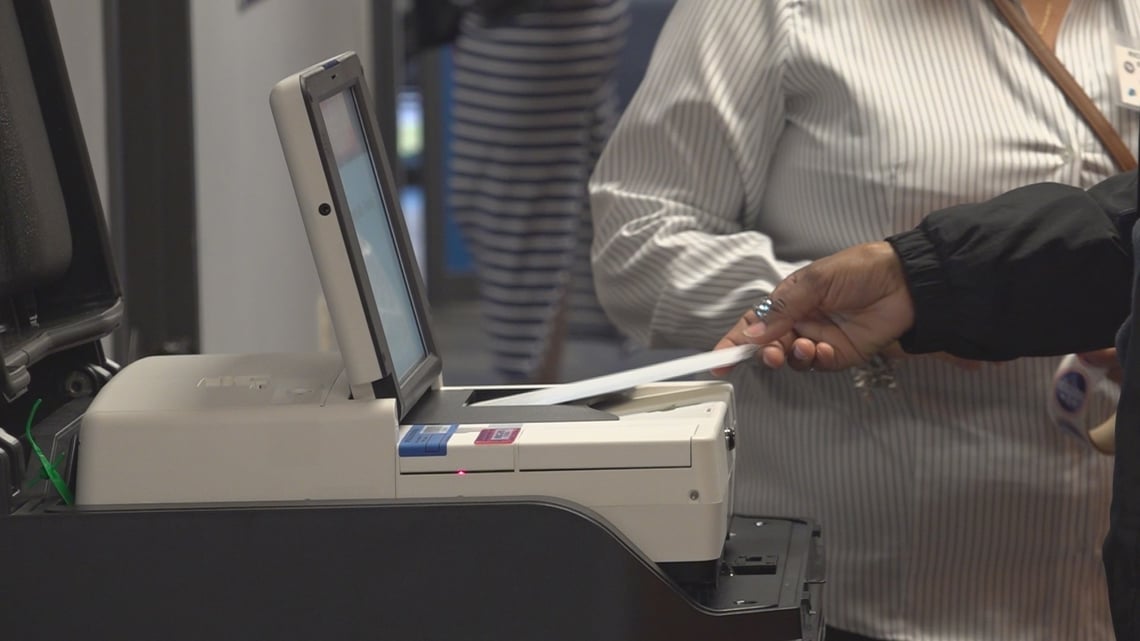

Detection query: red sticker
xmin=475 ymin=427 xmax=520 ymax=445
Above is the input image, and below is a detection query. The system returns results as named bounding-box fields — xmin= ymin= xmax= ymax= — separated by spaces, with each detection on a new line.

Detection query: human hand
xmin=1089 ymin=414 xmax=1117 ymax=455
xmin=1071 ymin=348 xmax=1120 ymax=455
xmin=1077 ymin=348 xmax=1123 ymax=384
xmin=712 ymin=308 xmax=822 ymax=375
xmin=723 ymin=242 xmax=917 ymax=371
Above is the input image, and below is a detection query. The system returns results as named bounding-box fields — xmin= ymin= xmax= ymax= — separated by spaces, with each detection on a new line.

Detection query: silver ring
xmin=753 ymin=295 xmax=774 ymax=321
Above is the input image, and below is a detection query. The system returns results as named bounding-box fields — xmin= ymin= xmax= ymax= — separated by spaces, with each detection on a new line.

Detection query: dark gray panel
xmin=0 ymin=0 xmax=72 ymax=296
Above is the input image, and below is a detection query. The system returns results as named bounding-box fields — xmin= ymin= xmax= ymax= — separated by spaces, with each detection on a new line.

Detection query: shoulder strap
xmin=991 ymin=0 xmax=1137 ymax=171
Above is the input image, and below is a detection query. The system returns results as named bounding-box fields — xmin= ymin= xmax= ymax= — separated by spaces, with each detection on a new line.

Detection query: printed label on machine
xmin=399 ymin=424 xmax=458 ymax=457
xmin=474 ymin=426 xmax=521 ymax=445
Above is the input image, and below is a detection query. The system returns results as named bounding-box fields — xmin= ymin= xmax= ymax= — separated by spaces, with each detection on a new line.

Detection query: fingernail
xmin=743 ymin=322 xmax=766 ymax=338
xmin=793 ymin=344 xmax=807 ymax=360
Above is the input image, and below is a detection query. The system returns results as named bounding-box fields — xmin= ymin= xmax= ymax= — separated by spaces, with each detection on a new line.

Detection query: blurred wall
xmin=50 ymin=0 xmax=107 ymax=215
xmin=192 ymin=0 xmax=371 ymax=353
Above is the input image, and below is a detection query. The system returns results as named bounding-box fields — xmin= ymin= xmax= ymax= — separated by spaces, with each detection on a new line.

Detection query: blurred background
xmin=51 ymin=0 xmax=684 ymax=385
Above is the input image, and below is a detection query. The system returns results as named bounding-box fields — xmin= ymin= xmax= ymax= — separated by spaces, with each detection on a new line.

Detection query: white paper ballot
xmin=474 ymin=344 xmax=759 ymax=407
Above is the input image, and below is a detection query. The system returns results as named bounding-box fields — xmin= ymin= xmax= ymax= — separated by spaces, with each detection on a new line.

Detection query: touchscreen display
xmin=320 ymin=89 xmax=426 ymax=381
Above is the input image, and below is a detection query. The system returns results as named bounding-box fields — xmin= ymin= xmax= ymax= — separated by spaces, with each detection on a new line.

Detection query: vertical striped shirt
xmin=450 ymin=0 xmax=629 ymax=381
xmin=589 ymin=1 xmax=1140 ymax=639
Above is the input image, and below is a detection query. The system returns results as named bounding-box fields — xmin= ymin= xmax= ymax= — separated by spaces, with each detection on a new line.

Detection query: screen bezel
xmin=298 ymin=55 xmax=441 ymax=417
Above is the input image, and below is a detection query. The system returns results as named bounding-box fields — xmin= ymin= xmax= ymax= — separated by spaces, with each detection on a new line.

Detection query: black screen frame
xmin=298 ymin=54 xmax=441 ymax=418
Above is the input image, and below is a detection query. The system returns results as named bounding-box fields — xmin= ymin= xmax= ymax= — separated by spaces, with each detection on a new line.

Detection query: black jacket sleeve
xmin=886 ymin=171 xmax=1139 ymax=360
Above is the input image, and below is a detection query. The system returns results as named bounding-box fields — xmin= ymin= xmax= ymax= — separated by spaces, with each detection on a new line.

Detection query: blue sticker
xmin=1054 ymin=371 xmax=1088 ymax=413
xmin=399 ymin=424 xmax=458 ymax=457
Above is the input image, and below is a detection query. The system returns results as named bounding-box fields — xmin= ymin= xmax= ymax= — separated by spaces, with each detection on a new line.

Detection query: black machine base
xmin=0 ymin=498 xmax=823 ymax=641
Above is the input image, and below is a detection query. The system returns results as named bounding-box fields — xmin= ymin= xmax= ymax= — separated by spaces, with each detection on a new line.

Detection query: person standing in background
xmin=589 ymin=1 xmax=1138 ymax=640
xmin=448 ymin=0 xmax=630 ymax=383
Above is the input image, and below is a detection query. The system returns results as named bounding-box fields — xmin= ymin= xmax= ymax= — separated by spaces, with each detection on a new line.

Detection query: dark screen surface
xmin=320 ymin=90 xmax=426 ymax=383
xmin=299 ymin=54 xmax=441 ymax=416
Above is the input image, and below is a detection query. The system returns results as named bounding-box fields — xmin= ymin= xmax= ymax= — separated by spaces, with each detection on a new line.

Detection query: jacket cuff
xmin=886 ymin=228 xmax=955 ymax=354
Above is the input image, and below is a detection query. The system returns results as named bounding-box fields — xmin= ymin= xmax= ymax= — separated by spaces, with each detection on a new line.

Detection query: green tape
xmin=24 ymin=398 xmax=73 ymax=505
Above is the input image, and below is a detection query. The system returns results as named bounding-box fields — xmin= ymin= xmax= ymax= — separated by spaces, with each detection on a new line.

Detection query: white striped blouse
xmin=589 ymin=1 xmax=1140 ymax=639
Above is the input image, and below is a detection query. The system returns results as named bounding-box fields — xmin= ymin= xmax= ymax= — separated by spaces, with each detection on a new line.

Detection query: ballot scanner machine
xmin=0 ymin=8 xmax=823 ymax=638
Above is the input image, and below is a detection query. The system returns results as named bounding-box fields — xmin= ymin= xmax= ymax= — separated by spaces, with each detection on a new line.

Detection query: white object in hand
xmin=1047 ymin=353 xmax=1117 ymax=453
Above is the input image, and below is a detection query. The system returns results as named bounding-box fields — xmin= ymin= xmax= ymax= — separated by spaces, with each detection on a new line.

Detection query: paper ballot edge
xmin=473 ymin=344 xmax=759 ymax=407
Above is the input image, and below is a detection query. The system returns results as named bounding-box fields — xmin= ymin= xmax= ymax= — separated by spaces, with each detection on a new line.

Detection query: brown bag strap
xmin=991 ymin=0 xmax=1138 ymax=171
